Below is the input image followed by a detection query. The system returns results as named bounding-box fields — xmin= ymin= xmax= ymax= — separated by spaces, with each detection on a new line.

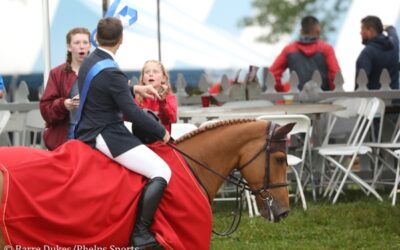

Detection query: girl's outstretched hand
xmin=134 ymin=85 xmax=160 ymax=100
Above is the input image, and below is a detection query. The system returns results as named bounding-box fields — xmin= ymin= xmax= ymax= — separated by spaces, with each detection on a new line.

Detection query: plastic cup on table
xmin=201 ymin=96 xmax=210 ymax=107
xmin=283 ymin=95 xmax=294 ymax=105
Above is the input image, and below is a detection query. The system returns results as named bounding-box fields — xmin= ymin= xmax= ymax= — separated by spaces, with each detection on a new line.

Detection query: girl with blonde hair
xmin=136 ymin=60 xmax=177 ymax=133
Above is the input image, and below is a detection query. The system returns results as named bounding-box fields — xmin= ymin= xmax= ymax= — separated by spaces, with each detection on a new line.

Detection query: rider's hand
xmin=162 ymin=130 xmax=170 ymax=144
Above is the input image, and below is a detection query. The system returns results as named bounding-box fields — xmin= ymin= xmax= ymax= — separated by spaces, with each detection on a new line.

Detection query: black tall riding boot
xmin=131 ymin=177 xmax=167 ymax=249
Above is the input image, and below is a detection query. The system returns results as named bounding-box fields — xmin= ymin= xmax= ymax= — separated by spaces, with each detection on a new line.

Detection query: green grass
xmin=211 ymin=190 xmax=400 ymax=250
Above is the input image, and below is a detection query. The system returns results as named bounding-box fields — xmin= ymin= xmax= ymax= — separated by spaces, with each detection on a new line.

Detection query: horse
xmin=0 ymin=118 xmax=294 ymax=248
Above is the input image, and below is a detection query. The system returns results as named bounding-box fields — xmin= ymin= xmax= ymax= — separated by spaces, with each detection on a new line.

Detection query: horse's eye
xmin=275 ymin=157 xmax=287 ymax=165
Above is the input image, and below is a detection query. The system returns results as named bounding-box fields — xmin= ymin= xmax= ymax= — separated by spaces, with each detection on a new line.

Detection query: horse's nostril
xmin=280 ymin=211 xmax=289 ymax=219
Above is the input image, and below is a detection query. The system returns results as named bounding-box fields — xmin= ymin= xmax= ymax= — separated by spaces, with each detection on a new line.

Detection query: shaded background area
xmin=0 ymin=0 xmax=399 ymax=99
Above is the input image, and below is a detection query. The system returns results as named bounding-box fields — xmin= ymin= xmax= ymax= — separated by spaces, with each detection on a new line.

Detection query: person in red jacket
xmin=39 ymin=27 xmax=91 ymax=150
xmin=136 ymin=60 xmax=177 ymax=133
xmin=270 ymin=16 xmax=340 ymax=92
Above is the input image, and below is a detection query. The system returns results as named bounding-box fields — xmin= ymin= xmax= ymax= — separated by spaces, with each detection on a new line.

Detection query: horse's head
xmin=238 ymin=121 xmax=295 ymax=222
xmin=175 ymin=119 xmax=295 ymax=222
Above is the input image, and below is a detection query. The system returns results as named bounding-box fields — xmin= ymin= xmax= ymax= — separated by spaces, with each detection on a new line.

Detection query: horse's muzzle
xmin=260 ymin=201 xmax=290 ymax=222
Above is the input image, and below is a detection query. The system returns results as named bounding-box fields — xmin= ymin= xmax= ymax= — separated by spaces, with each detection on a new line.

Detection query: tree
xmin=239 ymin=0 xmax=351 ymax=43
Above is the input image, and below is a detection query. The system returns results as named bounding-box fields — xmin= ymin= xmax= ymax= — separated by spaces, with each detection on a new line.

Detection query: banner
xmin=91 ymin=0 xmax=138 ymax=47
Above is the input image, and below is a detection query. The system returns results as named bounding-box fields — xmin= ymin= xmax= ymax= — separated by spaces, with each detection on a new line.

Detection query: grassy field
xmin=211 ymin=190 xmax=400 ymax=250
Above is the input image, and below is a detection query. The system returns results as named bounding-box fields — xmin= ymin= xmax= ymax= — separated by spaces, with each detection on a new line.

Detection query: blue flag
xmin=91 ymin=0 xmax=138 ymax=47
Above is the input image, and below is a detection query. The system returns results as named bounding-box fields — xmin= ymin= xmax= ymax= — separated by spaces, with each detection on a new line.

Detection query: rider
xmin=75 ymin=17 xmax=171 ymax=249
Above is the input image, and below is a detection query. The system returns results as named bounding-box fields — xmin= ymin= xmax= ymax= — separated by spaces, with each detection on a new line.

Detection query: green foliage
xmin=239 ymin=0 xmax=351 ymax=43
xmin=211 ymin=190 xmax=400 ymax=249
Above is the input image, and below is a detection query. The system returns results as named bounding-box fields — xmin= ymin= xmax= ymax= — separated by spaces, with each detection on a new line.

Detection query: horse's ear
xmin=273 ymin=122 xmax=295 ymax=139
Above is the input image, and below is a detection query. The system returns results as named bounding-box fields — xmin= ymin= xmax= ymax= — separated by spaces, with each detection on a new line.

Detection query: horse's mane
xmin=175 ymin=118 xmax=257 ymax=144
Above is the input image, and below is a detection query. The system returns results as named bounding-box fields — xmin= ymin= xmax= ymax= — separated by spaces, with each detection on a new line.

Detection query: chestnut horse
xmin=0 ymin=118 xmax=293 ymax=247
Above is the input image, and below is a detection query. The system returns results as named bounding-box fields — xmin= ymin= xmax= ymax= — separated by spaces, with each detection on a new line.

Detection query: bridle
xmin=237 ymin=122 xmax=288 ymax=222
xmin=237 ymin=122 xmax=288 ymax=191
xmin=167 ymin=121 xmax=289 ymax=234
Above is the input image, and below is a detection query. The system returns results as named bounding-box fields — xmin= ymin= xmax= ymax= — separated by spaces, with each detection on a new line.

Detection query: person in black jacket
xmin=76 ymin=17 xmax=170 ymax=249
xmin=356 ymin=15 xmax=399 ymax=90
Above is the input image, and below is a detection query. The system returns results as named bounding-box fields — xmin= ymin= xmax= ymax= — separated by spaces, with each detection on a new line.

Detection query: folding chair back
xmin=14 ymin=81 xmax=30 ymax=103
xmin=322 ymin=98 xmax=368 ymax=146
xmin=257 ymin=114 xmax=311 ymax=163
xmin=0 ymin=111 xmax=11 ymax=135
xmin=257 ymin=114 xmax=312 ymax=210
xmin=372 ymin=98 xmax=386 ymax=143
xmin=24 ymin=109 xmax=45 ymax=148
xmin=331 ymin=98 xmax=367 ymax=119
xmin=350 ymin=98 xmax=380 ymax=147
xmin=171 ymin=123 xmax=197 ymax=139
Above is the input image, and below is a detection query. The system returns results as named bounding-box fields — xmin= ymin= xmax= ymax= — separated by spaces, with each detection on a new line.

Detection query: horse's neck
xmin=177 ymin=122 xmax=264 ymax=200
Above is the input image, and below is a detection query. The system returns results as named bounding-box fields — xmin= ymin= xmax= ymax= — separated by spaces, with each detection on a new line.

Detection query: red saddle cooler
xmin=0 ymin=140 xmax=212 ymax=249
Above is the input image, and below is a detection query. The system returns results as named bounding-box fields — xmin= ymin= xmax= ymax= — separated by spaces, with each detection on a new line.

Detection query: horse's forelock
xmin=175 ymin=118 xmax=256 ymax=144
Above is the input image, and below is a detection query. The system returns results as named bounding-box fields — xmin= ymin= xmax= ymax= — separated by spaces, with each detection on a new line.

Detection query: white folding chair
xmin=317 ymin=97 xmax=368 ymax=195
xmin=171 ymin=123 xmax=198 ymax=139
xmin=365 ymin=115 xmax=400 ymax=206
xmin=23 ymin=109 xmax=45 ymax=148
xmin=317 ymin=98 xmax=383 ymax=204
xmin=257 ymin=114 xmax=312 ymax=210
xmin=4 ymin=112 xmax=27 ymax=146
xmin=14 ymin=81 xmax=30 ymax=103
xmin=370 ymin=98 xmax=385 ymax=143
xmin=0 ymin=92 xmax=11 ymax=145
xmin=1 ymin=81 xmax=31 ymax=146
xmin=0 ymin=111 xmax=11 ymax=135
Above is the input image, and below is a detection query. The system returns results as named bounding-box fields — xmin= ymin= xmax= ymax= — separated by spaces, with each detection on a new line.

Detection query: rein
xmin=167 ymin=142 xmax=252 ymax=194
xmin=167 ymin=136 xmax=287 ymax=198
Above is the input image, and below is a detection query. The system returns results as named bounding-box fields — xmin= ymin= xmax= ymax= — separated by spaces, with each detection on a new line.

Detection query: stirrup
xmin=131 ymin=233 xmax=163 ymax=250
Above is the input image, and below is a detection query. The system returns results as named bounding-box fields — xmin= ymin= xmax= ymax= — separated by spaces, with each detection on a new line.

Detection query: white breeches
xmin=95 ymin=134 xmax=171 ymax=182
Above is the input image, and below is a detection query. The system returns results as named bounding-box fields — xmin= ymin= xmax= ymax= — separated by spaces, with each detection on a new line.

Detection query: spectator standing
xmin=356 ymin=15 xmax=399 ymax=90
xmin=270 ymin=16 xmax=340 ymax=92
xmin=40 ymin=27 xmax=91 ymax=150
xmin=136 ymin=60 xmax=177 ymax=133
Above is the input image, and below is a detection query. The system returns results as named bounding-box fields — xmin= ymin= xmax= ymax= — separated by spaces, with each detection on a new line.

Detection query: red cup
xmin=201 ymin=96 xmax=210 ymax=107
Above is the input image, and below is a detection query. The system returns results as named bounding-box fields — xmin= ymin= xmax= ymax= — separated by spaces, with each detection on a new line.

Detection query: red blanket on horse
xmin=0 ymin=140 xmax=212 ymax=249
